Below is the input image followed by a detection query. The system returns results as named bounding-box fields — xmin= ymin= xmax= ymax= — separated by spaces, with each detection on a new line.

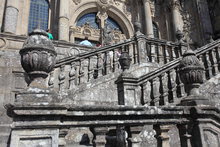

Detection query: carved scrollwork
xmin=72 ymin=0 xmax=81 ymax=5
xmin=0 ymin=38 xmax=8 ymax=49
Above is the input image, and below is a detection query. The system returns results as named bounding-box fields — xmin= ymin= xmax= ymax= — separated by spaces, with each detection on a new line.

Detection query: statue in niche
xmin=103 ymin=22 xmax=114 ymax=46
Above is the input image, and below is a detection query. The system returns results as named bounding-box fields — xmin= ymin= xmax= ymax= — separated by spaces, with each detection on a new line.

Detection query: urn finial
xmin=20 ymin=29 xmax=57 ymax=87
xmin=178 ymin=47 xmax=211 ymax=105
xmin=119 ymin=51 xmax=132 ymax=71
xmin=179 ymin=48 xmax=204 ymax=96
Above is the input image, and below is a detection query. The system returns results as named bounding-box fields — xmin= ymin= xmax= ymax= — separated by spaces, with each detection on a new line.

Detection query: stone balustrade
xmin=7 ymin=104 xmax=220 ymax=147
xmin=49 ymin=35 xmax=183 ymax=91
xmin=116 ymin=39 xmax=220 ymax=106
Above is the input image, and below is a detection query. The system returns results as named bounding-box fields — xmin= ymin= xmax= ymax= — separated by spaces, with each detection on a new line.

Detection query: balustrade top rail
xmin=55 ymin=35 xmax=181 ymax=67
xmin=55 ymin=38 xmax=135 ymax=67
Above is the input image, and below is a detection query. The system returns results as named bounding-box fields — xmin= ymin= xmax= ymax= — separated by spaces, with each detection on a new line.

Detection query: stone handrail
xmin=117 ymin=39 xmax=220 ymax=106
xmin=50 ymin=35 xmax=182 ymax=90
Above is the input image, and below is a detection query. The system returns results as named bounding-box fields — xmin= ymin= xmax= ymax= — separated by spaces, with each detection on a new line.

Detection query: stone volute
xmin=20 ymin=29 xmax=57 ymax=87
xmin=179 ymin=48 xmax=210 ymax=105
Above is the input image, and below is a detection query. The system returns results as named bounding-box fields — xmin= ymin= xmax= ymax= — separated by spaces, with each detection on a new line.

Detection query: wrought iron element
xmin=119 ymin=51 xmax=132 ymax=71
xmin=20 ymin=29 xmax=57 ymax=82
xmin=179 ymin=48 xmax=204 ymax=96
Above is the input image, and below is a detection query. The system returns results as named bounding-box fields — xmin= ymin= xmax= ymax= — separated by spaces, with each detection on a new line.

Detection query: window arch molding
xmin=70 ymin=2 xmax=134 ymax=38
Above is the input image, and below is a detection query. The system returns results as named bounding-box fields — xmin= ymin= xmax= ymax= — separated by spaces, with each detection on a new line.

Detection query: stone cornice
xmin=6 ymin=103 xmax=220 ymax=129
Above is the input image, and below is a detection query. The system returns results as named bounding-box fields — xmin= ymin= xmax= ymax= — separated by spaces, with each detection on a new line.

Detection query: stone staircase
xmin=6 ymin=31 xmax=220 ymax=147
xmin=48 ymin=33 xmax=185 ymax=103
xmin=48 ymin=31 xmax=220 ymax=107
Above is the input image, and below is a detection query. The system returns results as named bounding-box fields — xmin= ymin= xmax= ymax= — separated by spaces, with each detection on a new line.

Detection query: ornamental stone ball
xmin=119 ymin=51 xmax=132 ymax=71
xmin=20 ymin=29 xmax=57 ymax=82
xmin=179 ymin=48 xmax=204 ymax=96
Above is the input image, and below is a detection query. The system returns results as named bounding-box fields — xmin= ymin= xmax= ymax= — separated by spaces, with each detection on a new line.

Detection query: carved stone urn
xmin=119 ymin=51 xmax=132 ymax=71
xmin=20 ymin=29 xmax=57 ymax=87
xmin=179 ymin=48 xmax=210 ymax=105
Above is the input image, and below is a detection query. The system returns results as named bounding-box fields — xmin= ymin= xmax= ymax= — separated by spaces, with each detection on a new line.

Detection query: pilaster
xmin=3 ymin=0 xmax=19 ymax=34
xmin=59 ymin=0 xmax=70 ymax=41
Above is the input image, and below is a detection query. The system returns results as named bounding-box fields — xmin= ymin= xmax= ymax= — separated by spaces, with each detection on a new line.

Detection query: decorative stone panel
xmin=10 ymin=129 xmax=59 ymax=147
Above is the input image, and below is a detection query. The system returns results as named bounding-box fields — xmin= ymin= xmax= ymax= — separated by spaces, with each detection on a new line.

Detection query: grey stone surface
xmin=4 ymin=6 xmax=18 ymax=33
xmin=10 ymin=129 xmax=59 ymax=147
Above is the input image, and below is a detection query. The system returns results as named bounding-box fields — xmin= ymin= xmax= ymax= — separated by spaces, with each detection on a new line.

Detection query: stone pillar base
xmin=179 ymin=95 xmax=213 ymax=106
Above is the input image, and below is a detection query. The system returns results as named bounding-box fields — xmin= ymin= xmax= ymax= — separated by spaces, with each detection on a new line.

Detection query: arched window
xmin=153 ymin=23 xmax=159 ymax=38
xmin=28 ymin=0 xmax=49 ymax=33
xmin=74 ymin=12 xmax=123 ymax=45
xmin=76 ymin=13 xmax=122 ymax=31
xmin=76 ymin=13 xmax=99 ymax=29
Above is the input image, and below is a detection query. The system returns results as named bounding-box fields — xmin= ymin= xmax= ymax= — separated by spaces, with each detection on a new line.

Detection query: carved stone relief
xmin=0 ymin=38 xmax=8 ymax=49
xmin=72 ymin=0 xmax=81 ymax=5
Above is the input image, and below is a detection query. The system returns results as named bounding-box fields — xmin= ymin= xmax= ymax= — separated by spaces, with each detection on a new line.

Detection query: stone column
xmin=143 ymin=0 xmax=154 ymax=38
xmin=0 ymin=0 xmax=6 ymax=31
xmin=59 ymin=0 xmax=69 ymax=41
xmin=170 ymin=0 xmax=181 ymax=36
xmin=3 ymin=0 xmax=19 ymax=33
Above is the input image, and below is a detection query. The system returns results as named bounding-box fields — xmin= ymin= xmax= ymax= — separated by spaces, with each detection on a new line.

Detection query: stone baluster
xmin=155 ymin=44 xmax=160 ymax=64
xmin=81 ymin=59 xmax=89 ymax=83
xmin=128 ymin=43 xmax=135 ymax=64
xmin=204 ymin=52 xmax=212 ymax=79
xmin=198 ymin=55 xmax=206 ymax=82
xmin=160 ymin=73 xmax=169 ymax=105
xmin=151 ymin=77 xmax=160 ymax=106
xmin=157 ymin=125 xmax=172 ymax=147
xmin=48 ymin=71 xmax=54 ymax=88
xmin=88 ymin=57 xmax=93 ymax=81
xmin=96 ymin=54 xmax=103 ymax=78
xmin=215 ymin=47 xmax=220 ymax=70
xmin=210 ymin=49 xmax=219 ymax=75
xmin=177 ymin=124 xmax=192 ymax=147
xmin=132 ymin=41 xmax=138 ymax=64
xmin=78 ymin=60 xmax=85 ymax=84
xmin=75 ymin=61 xmax=80 ymax=85
xmin=116 ymin=126 xmax=127 ymax=147
xmin=128 ymin=126 xmax=143 ymax=147
xmin=168 ymin=69 xmax=177 ymax=103
xmin=59 ymin=129 xmax=68 ymax=147
xmin=59 ymin=0 xmax=69 ymax=41
xmin=3 ymin=0 xmax=19 ymax=33
xmin=142 ymin=0 xmax=154 ymax=37
xmin=163 ymin=45 xmax=169 ymax=64
xmin=58 ymin=65 xmax=66 ymax=91
xmin=113 ymin=49 xmax=119 ymax=71
xmin=69 ymin=62 xmax=76 ymax=89
xmin=91 ymin=127 xmax=109 ymax=147
xmin=158 ymin=45 xmax=164 ymax=65
xmin=176 ymin=69 xmax=185 ymax=98
xmin=170 ymin=46 xmax=176 ymax=60
xmin=104 ymin=51 xmax=111 ymax=75
xmin=142 ymin=81 xmax=151 ymax=105
xmin=150 ymin=43 xmax=156 ymax=63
